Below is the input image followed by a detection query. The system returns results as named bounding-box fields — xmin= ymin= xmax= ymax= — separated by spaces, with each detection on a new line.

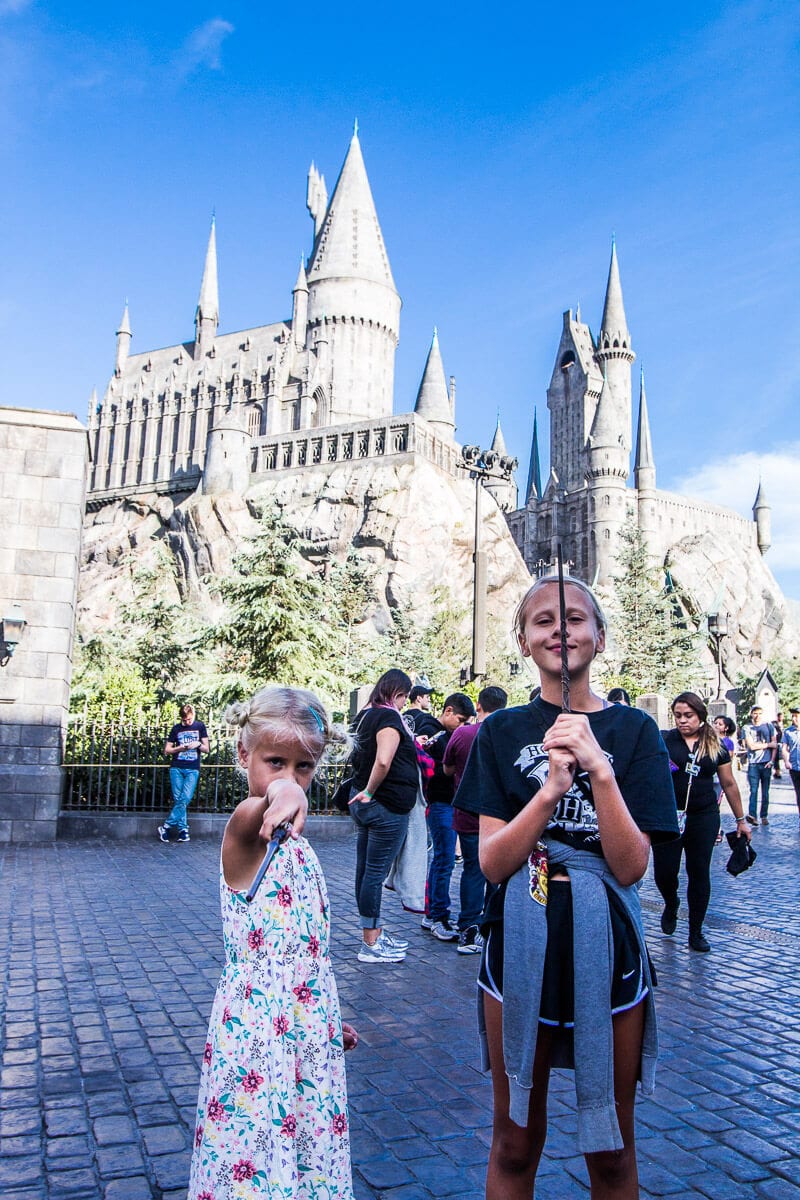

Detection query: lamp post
xmin=707 ymin=611 xmax=728 ymax=701
xmin=459 ymin=445 xmax=517 ymax=681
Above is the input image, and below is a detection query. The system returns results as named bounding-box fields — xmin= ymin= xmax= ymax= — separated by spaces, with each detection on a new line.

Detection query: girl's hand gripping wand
xmin=246 ymin=825 xmax=290 ymax=903
xmin=557 ymin=543 xmax=571 ymax=714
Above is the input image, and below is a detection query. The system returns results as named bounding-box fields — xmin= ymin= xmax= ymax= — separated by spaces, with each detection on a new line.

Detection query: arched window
xmin=560 ymin=351 xmax=575 ymax=371
xmin=248 ymin=405 xmax=262 ymax=438
xmin=312 ymin=386 xmax=328 ymax=428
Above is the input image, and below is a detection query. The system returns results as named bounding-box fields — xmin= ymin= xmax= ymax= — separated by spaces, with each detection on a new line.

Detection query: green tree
xmin=214 ymin=507 xmax=344 ymax=702
xmin=603 ymin=520 xmax=702 ymax=699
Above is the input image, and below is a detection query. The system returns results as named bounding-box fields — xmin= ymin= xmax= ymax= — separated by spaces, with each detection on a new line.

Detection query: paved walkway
xmin=1 ymin=780 xmax=799 ymax=1200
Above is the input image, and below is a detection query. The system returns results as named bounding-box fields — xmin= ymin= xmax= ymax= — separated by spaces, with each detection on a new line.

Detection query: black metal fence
xmin=62 ymin=711 xmax=349 ymax=816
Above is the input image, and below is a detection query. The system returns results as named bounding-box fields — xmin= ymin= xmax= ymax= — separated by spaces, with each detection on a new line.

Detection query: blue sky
xmin=2 ymin=1 xmax=799 ymax=597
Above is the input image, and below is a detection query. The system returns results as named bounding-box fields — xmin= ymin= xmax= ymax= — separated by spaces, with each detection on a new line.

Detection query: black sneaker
xmin=688 ymin=930 xmax=711 ymax=953
xmin=177 ymin=830 xmax=190 ymax=843
xmin=158 ymin=825 xmax=172 ymax=843
xmin=660 ymin=904 xmax=679 ymax=935
xmin=457 ymin=926 xmax=484 ymax=955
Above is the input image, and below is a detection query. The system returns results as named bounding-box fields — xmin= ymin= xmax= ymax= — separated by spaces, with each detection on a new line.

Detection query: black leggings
xmin=652 ymin=805 xmax=720 ymax=933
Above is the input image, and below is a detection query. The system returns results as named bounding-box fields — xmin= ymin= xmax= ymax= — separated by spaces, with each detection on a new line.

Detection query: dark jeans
xmin=457 ymin=831 xmax=486 ymax=930
xmin=789 ymin=769 xmax=800 ymax=814
xmin=426 ymin=802 xmax=457 ymax=922
xmin=652 ymin=805 xmax=720 ymax=933
xmin=351 ymin=799 xmax=409 ymax=930
xmin=747 ymin=763 xmax=772 ymax=819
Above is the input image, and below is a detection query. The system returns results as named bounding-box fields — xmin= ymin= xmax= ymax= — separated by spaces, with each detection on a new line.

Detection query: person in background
xmin=607 ymin=687 xmax=631 ymax=706
xmin=781 ymin=707 xmax=800 ymax=828
xmin=743 ymin=705 xmax=777 ymax=826
xmin=420 ymin=693 xmax=476 ymax=942
xmin=160 ymin=703 xmax=209 ymax=843
xmin=653 ymin=692 xmax=751 ymax=952
xmin=712 ymin=715 xmax=737 ymax=844
xmin=445 ymin=686 xmax=508 ymax=954
xmin=404 ymin=685 xmax=440 ymax=738
xmin=773 ymin=711 xmax=784 ymax=778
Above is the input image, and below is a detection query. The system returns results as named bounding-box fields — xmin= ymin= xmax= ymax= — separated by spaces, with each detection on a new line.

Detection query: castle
xmin=86 ymin=129 xmax=502 ymax=511
xmin=86 ymin=128 xmax=774 ymax=613
xmin=505 ymin=243 xmax=770 ymax=586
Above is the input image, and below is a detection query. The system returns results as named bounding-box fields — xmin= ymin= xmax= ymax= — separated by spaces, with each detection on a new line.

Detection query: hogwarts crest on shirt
xmin=514 ymin=742 xmax=614 ymax=846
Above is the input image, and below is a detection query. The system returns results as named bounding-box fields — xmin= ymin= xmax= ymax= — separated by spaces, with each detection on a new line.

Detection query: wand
xmin=557 ymin=543 xmax=571 ymax=713
xmin=246 ymin=824 xmax=290 ymax=903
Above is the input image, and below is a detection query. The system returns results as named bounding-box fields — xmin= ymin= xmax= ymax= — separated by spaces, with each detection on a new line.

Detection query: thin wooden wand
xmin=557 ymin=543 xmax=571 ymax=713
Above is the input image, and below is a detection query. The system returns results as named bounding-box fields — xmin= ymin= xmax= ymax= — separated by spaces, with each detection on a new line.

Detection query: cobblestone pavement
xmin=1 ymin=780 xmax=799 ymax=1199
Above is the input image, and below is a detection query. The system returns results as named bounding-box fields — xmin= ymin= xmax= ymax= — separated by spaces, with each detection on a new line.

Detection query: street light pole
xmin=707 ymin=612 xmax=728 ymax=701
xmin=459 ymin=445 xmax=518 ymax=681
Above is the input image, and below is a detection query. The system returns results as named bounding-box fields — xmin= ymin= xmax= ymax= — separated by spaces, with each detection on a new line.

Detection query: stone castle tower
xmin=506 ymin=243 xmax=770 ymax=586
xmin=86 ymin=128 xmax=477 ymax=505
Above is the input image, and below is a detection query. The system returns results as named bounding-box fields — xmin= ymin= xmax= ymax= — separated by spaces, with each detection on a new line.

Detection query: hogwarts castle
xmin=505 ymin=243 xmax=770 ymax=587
xmin=86 ymin=128 xmax=489 ymax=510
xmin=82 ymin=127 xmax=795 ymax=680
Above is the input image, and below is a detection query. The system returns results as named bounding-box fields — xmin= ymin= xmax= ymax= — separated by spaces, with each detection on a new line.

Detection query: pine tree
xmin=604 ymin=520 xmax=702 ymax=698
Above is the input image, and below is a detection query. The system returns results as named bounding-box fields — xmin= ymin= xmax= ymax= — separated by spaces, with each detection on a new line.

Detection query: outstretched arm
xmin=222 ymin=780 xmax=309 ymax=890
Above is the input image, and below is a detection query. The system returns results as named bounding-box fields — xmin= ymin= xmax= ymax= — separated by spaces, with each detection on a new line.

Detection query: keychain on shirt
xmin=677 ymin=742 xmax=700 ymax=835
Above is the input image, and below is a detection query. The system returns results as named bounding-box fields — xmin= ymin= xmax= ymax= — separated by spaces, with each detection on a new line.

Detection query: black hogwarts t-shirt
xmin=456 ymin=698 xmax=679 ymax=854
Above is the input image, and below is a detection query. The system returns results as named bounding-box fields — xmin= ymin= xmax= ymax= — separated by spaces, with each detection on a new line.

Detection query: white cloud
xmin=677 ymin=444 xmax=800 ymax=597
xmin=175 ymin=18 xmax=234 ymax=76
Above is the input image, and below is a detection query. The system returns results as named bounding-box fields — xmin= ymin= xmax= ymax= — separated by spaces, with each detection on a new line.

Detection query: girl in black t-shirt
xmin=456 ymin=576 xmax=677 ymax=1200
xmin=348 ymin=669 xmax=418 ymax=965
xmin=653 ymin=692 xmax=751 ymax=953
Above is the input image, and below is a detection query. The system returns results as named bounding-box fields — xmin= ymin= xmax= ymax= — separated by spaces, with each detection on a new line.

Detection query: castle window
xmin=604 ymin=529 xmax=611 ymax=539
xmin=560 ymin=351 xmax=575 ymax=371
xmin=248 ymin=406 xmax=262 ymax=438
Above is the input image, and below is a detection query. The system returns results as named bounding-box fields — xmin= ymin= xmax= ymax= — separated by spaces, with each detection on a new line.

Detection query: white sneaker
xmin=431 ymin=920 xmax=459 ymax=942
xmin=420 ymin=915 xmax=434 ymax=931
xmin=381 ymin=931 xmax=409 ymax=950
xmin=358 ymin=934 xmax=406 ymax=963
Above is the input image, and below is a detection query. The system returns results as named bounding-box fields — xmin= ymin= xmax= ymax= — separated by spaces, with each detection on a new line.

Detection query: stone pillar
xmin=0 ymin=406 xmax=88 ymax=841
xmin=349 ymin=685 xmax=372 ymax=724
xmin=636 ymin=693 xmax=670 ymax=729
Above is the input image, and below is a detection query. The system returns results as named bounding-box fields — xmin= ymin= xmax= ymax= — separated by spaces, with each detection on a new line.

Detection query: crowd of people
xmin=166 ymin=575 xmax=797 ymax=1200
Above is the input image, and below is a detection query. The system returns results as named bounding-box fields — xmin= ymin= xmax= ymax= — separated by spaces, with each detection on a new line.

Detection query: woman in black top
xmin=653 ymin=692 xmax=751 ymax=953
xmin=349 ymin=669 xmax=419 ymax=965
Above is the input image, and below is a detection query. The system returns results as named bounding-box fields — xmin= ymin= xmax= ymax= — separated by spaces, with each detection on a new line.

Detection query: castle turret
xmin=291 ymin=257 xmax=308 ymax=349
xmin=594 ymin=240 xmax=635 ymax=470
xmin=526 ymin=407 xmax=543 ymax=502
xmin=201 ymin=409 xmax=250 ymax=496
xmin=414 ymin=329 xmax=454 ymax=438
xmin=306 ymin=127 xmax=401 ymax=423
xmin=753 ymin=480 xmax=771 ymax=554
xmin=586 ymin=368 xmax=629 ymax=584
xmin=634 ymin=367 xmax=657 ymax=557
xmin=115 ymin=303 xmax=131 ymax=376
xmin=194 ymin=218 xmax=219 ymax=358
xmin=484 ymin=416 xmax=517 ymax=511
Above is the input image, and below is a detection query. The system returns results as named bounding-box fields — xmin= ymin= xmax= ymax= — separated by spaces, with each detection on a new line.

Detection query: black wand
xmin=245 ymin=825 xmax=290 ymax=903
xmin=557 ymin=543 xmax=571 ymax=714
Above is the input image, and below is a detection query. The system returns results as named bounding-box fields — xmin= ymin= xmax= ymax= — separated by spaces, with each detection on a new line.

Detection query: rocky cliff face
xmin=665 ymin=532 xmax=800 ymax=684
xmin=79 ymin=459 xmax=532 ymax=648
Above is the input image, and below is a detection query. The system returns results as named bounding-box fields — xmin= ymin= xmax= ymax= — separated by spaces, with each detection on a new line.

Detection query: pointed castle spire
xmin=491 ymin=414 xmax=508 ymax=456
xmin=753 ymin=478 xmax=771 ymax=554
xmin=195 ymin=217 xmax=219 ymax=355
xmin=597 ymin=238 xmax=633 ymax=358
xmin=588 ymin=367 xmax=618 ymax=448
xmin=526 ymin=408 xmax=543 ymax=503
xmin=292 ymin=255 xmax=309 ymax=348
xmin=306 ymin=128 xmax=396 ymax=289
xmin=414 ymin=329 xmax=453 ymax=433
xmin=634 ymin=367 xmax=655 ymax=473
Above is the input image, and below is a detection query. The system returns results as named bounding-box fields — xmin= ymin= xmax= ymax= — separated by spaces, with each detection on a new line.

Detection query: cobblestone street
xmin=1 ymin=781 xmax=799 ymax=1199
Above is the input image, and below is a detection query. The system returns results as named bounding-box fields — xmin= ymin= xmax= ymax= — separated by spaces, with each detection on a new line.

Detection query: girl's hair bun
xmin=224 ymin=699 xmax=251 ymax=728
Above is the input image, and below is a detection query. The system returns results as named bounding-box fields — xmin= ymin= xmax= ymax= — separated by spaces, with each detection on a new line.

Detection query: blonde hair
xmin=224 ymin=686 xmax=350 ymax=765
xmin=513 ymin=575 xmax=608 ymax=642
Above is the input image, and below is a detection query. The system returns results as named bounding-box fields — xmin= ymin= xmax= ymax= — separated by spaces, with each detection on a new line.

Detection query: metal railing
xmin=62 ymin=711 xmax=349 ymax=816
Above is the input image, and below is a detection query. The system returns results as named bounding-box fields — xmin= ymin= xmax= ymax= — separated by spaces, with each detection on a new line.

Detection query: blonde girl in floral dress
xmin=188 ymin=686 xmax=357 ymax=1200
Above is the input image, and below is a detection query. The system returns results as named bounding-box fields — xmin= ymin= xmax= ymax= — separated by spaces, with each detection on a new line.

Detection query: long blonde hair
xmin=225 ymin=686 xmax=350 ymax=765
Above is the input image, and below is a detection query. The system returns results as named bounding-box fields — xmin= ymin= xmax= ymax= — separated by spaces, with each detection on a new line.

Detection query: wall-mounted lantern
xmin=1 ymin=604 xmax=27 ymax=667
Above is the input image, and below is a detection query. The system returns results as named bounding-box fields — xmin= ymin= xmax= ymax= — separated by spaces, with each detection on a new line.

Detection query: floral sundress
xmin=188 ymin=837 xmax=353 ymax=1200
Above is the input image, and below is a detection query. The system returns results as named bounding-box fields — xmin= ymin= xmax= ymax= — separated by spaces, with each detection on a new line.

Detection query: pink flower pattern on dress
xmin=187 ymin=835 xmax=353 ymax=1199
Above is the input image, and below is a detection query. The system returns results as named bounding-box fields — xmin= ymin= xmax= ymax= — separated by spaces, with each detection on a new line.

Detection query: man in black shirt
xmin=404 ymin=685 xmax=440 ymax=738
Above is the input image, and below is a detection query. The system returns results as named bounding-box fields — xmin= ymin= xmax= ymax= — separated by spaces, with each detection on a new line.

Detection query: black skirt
xmin=478 ymin=880 xmax=649 ymax=1024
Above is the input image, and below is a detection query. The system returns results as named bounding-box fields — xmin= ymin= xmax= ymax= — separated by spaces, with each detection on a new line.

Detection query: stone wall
xmin=0 ymin=407 xmax=87 ymax=841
